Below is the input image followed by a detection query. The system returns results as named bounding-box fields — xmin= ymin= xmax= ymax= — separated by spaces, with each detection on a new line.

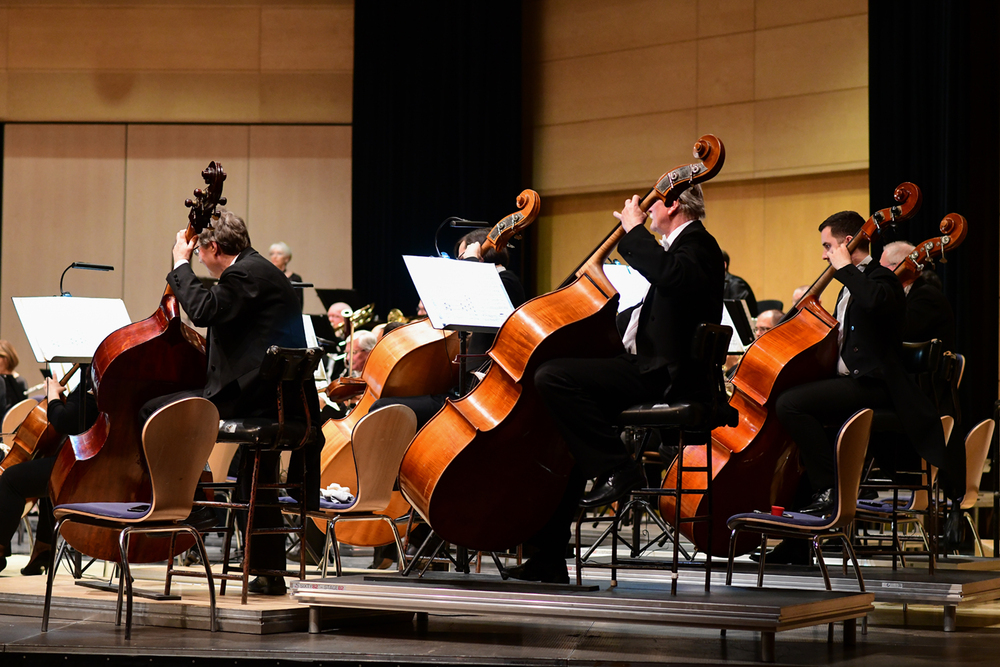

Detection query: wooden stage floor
xmin=4 ymin=553 xmax=1000 ymax=665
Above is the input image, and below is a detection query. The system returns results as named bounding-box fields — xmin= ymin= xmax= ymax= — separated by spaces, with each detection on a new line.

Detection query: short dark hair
xmin=818 ymin=211 xmax=868 ymax=251
xmin=455 ymin=228 xmax=510 ymax=266
xmin=721 ymin=249 xmax=730 ymax=271
xmin=200 ymin=208 xmax=250 ymax=256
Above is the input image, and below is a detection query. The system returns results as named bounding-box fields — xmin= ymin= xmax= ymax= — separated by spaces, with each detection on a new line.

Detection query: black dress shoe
xmin=943 ymin=506 xmax=964 ymax=550
xmin=505 ymin=556 xmax=569 ymax=584
xmin=798 ymin=488 xmax=835 ymax=517
xmin=580 ymin=461 xmax=645 ymax=508
xmin=753 ymin=539 xmax=811 ymax=565
xmin=184 ymin=506 xmax=218 ymax=532
xmin=247 ymin=575 xmax=287 ymax=596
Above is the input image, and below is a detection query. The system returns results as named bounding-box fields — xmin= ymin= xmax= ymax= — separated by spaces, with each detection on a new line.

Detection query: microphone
xmin=448 ymin=218 xmax=493 ymax=229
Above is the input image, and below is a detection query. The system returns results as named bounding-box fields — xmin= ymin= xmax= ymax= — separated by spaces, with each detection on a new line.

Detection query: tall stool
xmin=194 ymin=345 xmax=322 ymax=603
xmin=575 ymin=323 xmax=737 ymax=592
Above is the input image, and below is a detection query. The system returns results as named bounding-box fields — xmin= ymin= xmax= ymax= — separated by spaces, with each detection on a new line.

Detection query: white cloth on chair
xmin=321 ymin=483 xmax=355 ymax=504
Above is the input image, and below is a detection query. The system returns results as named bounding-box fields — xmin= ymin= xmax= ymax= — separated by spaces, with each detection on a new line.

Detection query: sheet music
xmin=13 ymin=296 xmax=132 ymax=363
xmin=603 ymin=263 xmax=651 ymax=312
xmin=403 ymin=255 xmax=514 ymax=333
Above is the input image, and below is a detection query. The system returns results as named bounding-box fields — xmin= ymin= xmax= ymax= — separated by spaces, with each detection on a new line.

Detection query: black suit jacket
xmin=167 ymin=248 xmax=308 ymax=418
xmin=903 ymin=273 xmax=955 ymax=351
xmin=836 ymin=261 xmax=956 ymax=494
xmin=617 ymin=220 xmax=724 ymax=401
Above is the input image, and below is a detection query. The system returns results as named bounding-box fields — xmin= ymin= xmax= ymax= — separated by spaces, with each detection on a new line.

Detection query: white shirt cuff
xmin=173 ymin=258 xmax=189 ymax=269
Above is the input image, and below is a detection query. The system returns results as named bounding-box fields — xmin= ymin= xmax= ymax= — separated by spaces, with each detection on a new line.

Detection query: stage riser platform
xmin=292 ymin=573 xmax=873 ymax=662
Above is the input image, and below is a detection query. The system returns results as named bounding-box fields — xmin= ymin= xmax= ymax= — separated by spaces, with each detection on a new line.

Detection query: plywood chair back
xmin=207 ymin=441 xmax=240 ymax=484
xmin=960 ymin=419 xmax=996 ymax=510
xmin=145 ymin=398 xmax=220 ymax=522
xmin=2 ymin=398 xmax=37 ymax=450
xmin=349 ymin=405 xmax=417 ymax=513
xmin=832 ymin=408 xmax=874 ymax=528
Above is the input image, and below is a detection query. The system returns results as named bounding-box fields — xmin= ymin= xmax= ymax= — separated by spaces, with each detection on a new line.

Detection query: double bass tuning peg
xmin=219 ymin=196 xmax=227 ymax=206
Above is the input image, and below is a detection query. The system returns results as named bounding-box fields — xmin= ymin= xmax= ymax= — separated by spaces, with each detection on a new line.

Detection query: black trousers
xmin=0 ymin=457 xmax=57 ymax=556
xmin=775 ymin=375 xmax=893 ymax=491
xmin=528 ymin=355 xmax=667 ymax=558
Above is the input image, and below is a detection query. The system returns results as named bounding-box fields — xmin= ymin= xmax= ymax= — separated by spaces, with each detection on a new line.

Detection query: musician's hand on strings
xmin=828 ymin=238 xmax=853 ymax=270
xmin=46 ymin=377 xmax=66 ymax=403
xmin=613 ymin=195 xmax=647 ymax=232
xmin=173 ymin=229 xmax=197 ymax=264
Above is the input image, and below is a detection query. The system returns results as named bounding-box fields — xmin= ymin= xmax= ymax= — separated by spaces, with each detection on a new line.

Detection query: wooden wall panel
xmin=0 ymin=2 xmax=353 ymax=124
xmin=1 ymin=124 xmax=126 ymax=378
xmin=247 ymin=125 xmax=352 ymax=317
xmin=755 ymin=0 xmax=868 ymax=30
xmin=534 ymin=110 xmax=698 ymax=195
xmin=755 ymin=15 xmax=868 ymax=100
xmin=123 ymin=125 xmax=251 ymax=323
xmin=535 ymin=0 xmax=696 ymax=61
xmin=8 ymin=7 xmax=261 ymax=71
xmin=529 ymin=0 xmax=869 ymax=193
xmin=536 ymin=42 xmax=698 ymax=126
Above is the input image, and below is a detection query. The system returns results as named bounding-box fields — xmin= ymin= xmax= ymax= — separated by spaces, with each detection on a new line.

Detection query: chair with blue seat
xmin=307 ymin=404 xmax=417 ymax=577
xmin=726 ymin=408 xmax=873 ymax=592
xmin=41 ymin=397 xmax=220 ymax=640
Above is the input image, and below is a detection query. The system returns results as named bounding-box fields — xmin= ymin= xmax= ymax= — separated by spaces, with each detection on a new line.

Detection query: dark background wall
xmin=352 ymin=3 xmax=525 ymax=319
xmin=869 ymin=0 xmax=1000 ymax=428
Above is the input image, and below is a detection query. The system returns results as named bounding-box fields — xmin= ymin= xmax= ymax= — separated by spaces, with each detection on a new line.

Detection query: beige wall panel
xmin=535 ymin=189 xmax=634 ymax=294
xmin=754 ymin=88 xmax=868 ymax=176
xmin=123 ymin=125 xmax=251 ymax=323
xmin=5 ymin=72 xmax=263 ymax=123
xmin=536 ymin=42 xmax=698 ymax=127
xmin=700 ymin=180 xmax=767 ymax=300
xmin=261 ymin=4 xmax=353 ymax=72
xmin=756 ymin=15 xmax=867 ymax=100
xmin=756 ymin=0 xmax=867 ymax=30
xmin=759 ymin=171 xmax=869 ymax=310
xmin=697 ymin=32 xmax=754 ymax=108
xmin=247 ymin=125 xmax=352 ymax=317
xmin=1 ymin=124 xmax=126 ymax=377
xmin=697 ymin=0 xmax=754 ymax=37
xmin=0 ymin=9 xmax=8 ymax=70
xmin=534 ymin=110 xmax=698 ymax=195
xmin=535 ymin=0 xmax=696 ymax=62
xmin=8 ymin=7 xmax=260 ymax=71
xmin=259 ymin=72 xmax=353 ymax=123
xmin=697 ymin=102 xmax=754 ymax=178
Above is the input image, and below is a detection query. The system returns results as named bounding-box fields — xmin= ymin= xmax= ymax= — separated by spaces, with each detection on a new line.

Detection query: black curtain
xmin=869 ymin=1 xmax=999 ymax=426
xmin=352 ymin=3 xmax=524 ymax=319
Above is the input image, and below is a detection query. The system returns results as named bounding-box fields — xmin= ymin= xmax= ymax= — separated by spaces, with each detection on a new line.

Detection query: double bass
xmin=317 ymin=189 xmax=541 ymax=547
xmin=661 ymin=183 xmax=923 ymax=556
xmin=400 ymin=136 xmax=726 ymax=552
xmin=46 ymin=163 xmax=224 ymax=563
xmin=893 ymin=213 xmax=967 ymax=284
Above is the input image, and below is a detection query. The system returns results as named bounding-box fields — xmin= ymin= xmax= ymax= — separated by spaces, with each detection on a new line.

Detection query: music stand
xmin=722 ymin=299 xmax=755 ymax=354
xmin=603 ymin=262 xmax=651 ymax=313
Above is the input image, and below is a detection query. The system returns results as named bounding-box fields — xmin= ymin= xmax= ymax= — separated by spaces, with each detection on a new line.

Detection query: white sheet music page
xmin=403 ymin=255 xmax=514 ymax=333
xmin=603 ymin=263 xmax=651 ymax=313
xmin=12 ymin=296 xmax=132 ymax=363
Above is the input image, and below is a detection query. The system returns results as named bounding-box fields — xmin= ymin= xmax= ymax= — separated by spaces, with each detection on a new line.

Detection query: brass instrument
xmin=333 ymin=303 xmax=375 ymax=338
xmin=386 ymin=308 xmax=408 ymax=324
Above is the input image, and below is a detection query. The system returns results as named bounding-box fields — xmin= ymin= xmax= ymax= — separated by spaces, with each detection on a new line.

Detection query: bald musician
xmin=880 ymin=241 xmax=955 ymax=351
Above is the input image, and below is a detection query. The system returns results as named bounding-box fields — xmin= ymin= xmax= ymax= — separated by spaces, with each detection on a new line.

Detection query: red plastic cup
xmin=770 ymin=505 xmax=784 ymax=516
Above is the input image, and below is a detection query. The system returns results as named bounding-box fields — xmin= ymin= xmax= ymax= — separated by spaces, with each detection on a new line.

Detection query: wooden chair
xmin=952 ymin=419 xmax=996 ymax=556
xmin=310 ymin=404 xmax=417 ymax=577
xmin=2 ymin=398 xmax=42 ymax=545
xmin=41 ymin=397 xmax=220 ymax=640
xmin=726 ymin=408 xmax=873 ymax=592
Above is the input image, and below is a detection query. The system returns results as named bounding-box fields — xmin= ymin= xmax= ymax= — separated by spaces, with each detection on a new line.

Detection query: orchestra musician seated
xmin=0 ymin=377 xmax=98 ymax=576
xmin=140 ymin=209 xmax=319 ymax=595
xmin=508 ymin=184 xmax=724 ymax=584
xmin=880 ymin=240 xmax=956 ymax=350
xmin=754 ymin=309 xmax=784 ymax=338
xmin=268 ymin=241 xmax=303 ymax=310
xmin=772 ymin=212 xmax=956 ymax=562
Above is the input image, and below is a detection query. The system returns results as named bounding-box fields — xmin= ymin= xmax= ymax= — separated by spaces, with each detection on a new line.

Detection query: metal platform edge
xmin=291 ymin=576 xmax=873 ymax=635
